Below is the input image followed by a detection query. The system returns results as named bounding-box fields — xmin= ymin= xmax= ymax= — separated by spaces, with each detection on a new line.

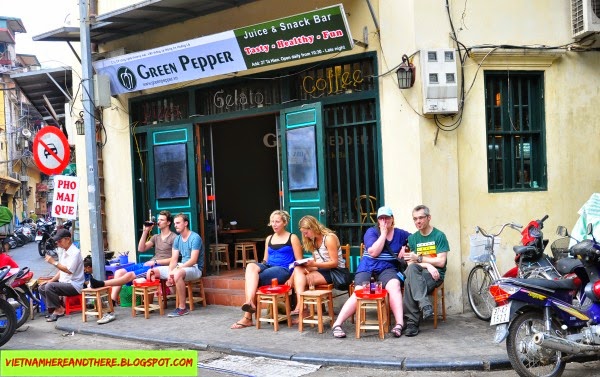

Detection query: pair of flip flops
xmin=241 ymin=303 xmax=256 ymax=313
xmin=46 ymin=313 xmax=65 ymax=322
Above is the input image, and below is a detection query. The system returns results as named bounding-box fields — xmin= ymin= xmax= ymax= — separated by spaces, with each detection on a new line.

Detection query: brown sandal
xmin=391 ymin=323 xmax=404 ymax=338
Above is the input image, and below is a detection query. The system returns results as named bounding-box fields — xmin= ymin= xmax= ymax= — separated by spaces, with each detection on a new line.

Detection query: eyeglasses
xmin=412 ymin=215 xmax=429 ymax=221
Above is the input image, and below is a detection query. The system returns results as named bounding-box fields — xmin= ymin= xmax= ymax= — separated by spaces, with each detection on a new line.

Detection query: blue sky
xmin=3 ymin=0 xmax=75 ymax=68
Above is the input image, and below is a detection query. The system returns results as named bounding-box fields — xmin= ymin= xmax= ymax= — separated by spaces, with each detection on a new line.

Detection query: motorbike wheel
xmin=506 ymin=311 xmax=566 ymax=377
xmin=467 ymin=265 xmax=495 ymax=321
xmin=0 ymin=298 xmax=17 ymax=347
xmin=6 ymin=289 xmax=31 ymax=329
xmin=38 ymin=238 xmax=48 ymax=257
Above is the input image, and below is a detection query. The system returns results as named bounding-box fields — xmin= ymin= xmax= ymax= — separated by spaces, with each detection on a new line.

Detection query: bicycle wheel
xmin=0 ymin=298 xmax=17 ymax=347
xmin=467 ymin=265 xmax=496 ymax=321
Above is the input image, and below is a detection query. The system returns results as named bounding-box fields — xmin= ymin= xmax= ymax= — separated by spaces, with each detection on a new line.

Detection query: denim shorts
xmin=316 ymin=268 xmax=333 ymax=284
xmin=256 ymin=263 xmax=291 ymax=286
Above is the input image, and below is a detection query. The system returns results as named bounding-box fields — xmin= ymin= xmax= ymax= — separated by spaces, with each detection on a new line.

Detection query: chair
xmin=355 ymin=195 xmax=377 ymax=224
xmin=176 ymin=278 xmax=207 ymax=311
xmin=348 ymin=243 xmax=365 ymax=298
xmin=132 ymin=281 xmax=163 ymax=319
xmin=234 ymin=242 xmax=258 ymax=269
xmin=431 ymin=282 xmax=447 ymax=329
xmin=209 ymin=243 xmax=230 ymax=271
xmin=316 ymin=244 xmax=352 ymax=298
xmin=81 ymin=287 xmax=113 ymax=322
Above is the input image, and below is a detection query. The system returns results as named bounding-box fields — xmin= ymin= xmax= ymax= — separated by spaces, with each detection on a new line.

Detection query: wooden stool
xmin=234 ymin=242 xmax=258 ymax=269
xmin=256 ymin=285 xmax=292 ymax=331
xmin=298 ymin=289 xmax=334 ymax=334
xmin=209 ymin=244 xmax=230 ymax=270
xmin=176 ymin=278 xmax=206 ymax=311
xmin=81 ymin=287 xmax=113 ymax=322
xmin=355 ymin=289 xmax=389 ymax=339
xmin=132 ymin=281 xmax=163 ymax=319
xmin=432 ymin=282 xmax=447 ymax=329
xmin=27 ymin=279 xmax=39 ymax=320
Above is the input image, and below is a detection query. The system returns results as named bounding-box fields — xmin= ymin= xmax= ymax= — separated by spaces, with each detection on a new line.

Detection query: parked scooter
xmin=488 ymin=224 xmax=599 ymax=377
xmin=36 ymin=219 xmax=56 ymax=257
xmin=0 ymin=266 xmax=18 ymax=348
xmin=0 ymin=267 xmax=37 ymax=329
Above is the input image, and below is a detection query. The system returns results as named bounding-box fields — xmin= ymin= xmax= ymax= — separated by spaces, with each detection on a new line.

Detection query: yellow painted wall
xmin=74 ymin=0 xmax=600 ymax=312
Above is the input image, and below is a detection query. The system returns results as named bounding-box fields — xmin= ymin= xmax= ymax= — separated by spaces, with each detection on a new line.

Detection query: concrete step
xmin=204 ymin=287 xmax=245 ymax=307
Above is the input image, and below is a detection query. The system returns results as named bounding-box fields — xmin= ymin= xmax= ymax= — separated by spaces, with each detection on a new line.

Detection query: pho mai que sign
xmin=94 ymin=4 xmax=353 ymax=95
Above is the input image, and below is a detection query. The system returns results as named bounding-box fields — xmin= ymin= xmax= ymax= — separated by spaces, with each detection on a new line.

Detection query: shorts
xmin=121 ymin=263 xmax=152 ymax=279
xmin=354 ymin=268 xmax=399 ymax=289
xmin=316 ymin=268 xmax=333 ymax=284
xmin=155 ymin=264 xmax=202 ymax=281
xmin=255 ymin=263 xmax=291 ymax=286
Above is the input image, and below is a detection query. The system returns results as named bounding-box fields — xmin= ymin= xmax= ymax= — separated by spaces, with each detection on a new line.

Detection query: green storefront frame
xmin=130 ymin=52 xmax=382 ymax=270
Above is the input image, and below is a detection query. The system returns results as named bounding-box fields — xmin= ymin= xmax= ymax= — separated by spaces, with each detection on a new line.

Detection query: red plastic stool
xmin=64 ymin=295 xmax=82 ymax=315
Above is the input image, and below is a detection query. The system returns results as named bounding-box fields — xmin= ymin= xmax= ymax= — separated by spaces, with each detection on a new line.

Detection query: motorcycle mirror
xmin=587 ymin=223 xmax=593 ymax=236
xmin=556 ymin=226 xmax=569 ymax=237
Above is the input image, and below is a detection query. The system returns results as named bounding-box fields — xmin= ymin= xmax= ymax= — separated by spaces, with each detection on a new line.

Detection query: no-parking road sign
xmin=32 ymin=127 xmax=71 ymax=175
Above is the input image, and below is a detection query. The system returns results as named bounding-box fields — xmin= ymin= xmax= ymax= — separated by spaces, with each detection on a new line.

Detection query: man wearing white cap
xmin=331 ymin=205 xmax=411 ymax=338
xmin=403 ymin=204 xmax=449 ymax=337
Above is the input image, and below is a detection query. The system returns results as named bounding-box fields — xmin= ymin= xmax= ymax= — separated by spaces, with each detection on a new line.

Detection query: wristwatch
xmin=416 ymin=255 xmax=423 ymax=263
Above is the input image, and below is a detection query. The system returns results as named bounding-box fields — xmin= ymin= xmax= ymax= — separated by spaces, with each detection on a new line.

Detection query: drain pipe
xmin=365 ymin=0 xmax=380 ymax=32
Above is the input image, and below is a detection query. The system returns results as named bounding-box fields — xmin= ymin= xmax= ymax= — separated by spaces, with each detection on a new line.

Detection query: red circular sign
xmin=32 ymin=127 xmax=71 ymax=175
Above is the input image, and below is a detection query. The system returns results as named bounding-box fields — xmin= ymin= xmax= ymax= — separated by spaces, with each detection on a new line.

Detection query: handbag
xmin=330 ymin=267 xmax=351 ymax=290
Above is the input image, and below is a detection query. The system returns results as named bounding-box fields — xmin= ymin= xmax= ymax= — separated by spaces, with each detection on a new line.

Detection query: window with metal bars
xmin=485 ymin=71 xmax=546 ymax=192
xmin=324 ymin=99 xmax=380 ymax=245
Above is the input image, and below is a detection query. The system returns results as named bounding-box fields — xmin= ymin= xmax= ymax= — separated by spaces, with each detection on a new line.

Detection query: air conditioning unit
xmin=571 ymin=0 xmax=600 ymax=39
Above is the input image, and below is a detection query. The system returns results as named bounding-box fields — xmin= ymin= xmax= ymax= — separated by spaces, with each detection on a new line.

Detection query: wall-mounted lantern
xmin=75 ymin=111 xmax=85 ymax=135
xmin=396 ymin=54 xmax=416 ymax=89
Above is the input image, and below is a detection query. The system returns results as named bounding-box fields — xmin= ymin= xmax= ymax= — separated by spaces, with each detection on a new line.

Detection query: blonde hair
xmin=267 ymin=210 xmax=291 ymax=226
xmin=298 ymin=215 xmax=336 ymax=252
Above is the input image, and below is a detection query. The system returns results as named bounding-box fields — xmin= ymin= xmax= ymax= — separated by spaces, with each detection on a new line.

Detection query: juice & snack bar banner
xmin=94 ymin=4 xmax=353 ymax=95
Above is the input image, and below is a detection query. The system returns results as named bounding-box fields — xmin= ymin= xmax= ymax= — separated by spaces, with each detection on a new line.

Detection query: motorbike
xmin=0 ymin=267 xmax=37 ymax=329
xmin=0 ymin=266 xmax=18 ymax=348
xmin=488 ymin=223 xmax=600 ymax=377
xmin=37 ymin=219 xmax=73 ymax=257
xmin=508 ymin=215 xmax=561 ymax=279
xmin=36 ymin=219 xmax=56 ymax=257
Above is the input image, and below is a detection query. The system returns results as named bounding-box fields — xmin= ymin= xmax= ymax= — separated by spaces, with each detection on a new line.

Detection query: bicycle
xmin=467 ymin=222 xmax=522 ymax=321
xmin=467 ymin=217 xmax=562 ymax=321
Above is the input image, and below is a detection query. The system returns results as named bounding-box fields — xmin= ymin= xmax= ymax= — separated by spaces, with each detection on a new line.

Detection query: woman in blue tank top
xmin=231 ymin=210 xmax=303 ymax=329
